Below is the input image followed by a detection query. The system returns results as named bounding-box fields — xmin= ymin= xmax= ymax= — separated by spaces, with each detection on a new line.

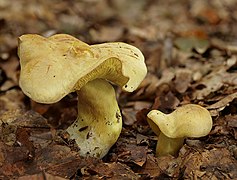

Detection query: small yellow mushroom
xmin=147 ymin=104 xmax=212 ymax=157
xmin=18 ymin=34 xmax=147 ymax=158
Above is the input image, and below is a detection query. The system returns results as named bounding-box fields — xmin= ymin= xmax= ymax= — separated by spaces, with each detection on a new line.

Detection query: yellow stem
xmin=156 ymin=132 xmax=184 ymax=157
xmin=66 ymin=79 xmax=122 ymax=158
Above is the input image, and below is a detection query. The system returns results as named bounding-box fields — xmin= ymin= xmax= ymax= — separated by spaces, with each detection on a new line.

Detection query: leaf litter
xmin=0 ymin=0 xmax=237 ymax=179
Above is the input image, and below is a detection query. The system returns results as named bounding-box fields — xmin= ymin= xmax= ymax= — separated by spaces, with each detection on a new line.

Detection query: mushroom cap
xmin=18 ymin=34 xmax=147 ymax=103
xmin=147 ymin=104 xmax=213 ymax=138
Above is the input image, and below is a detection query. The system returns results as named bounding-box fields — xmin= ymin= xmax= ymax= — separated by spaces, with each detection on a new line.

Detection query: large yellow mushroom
xmin=147 ymin=104 xmax=213 ymax=156
xmin=18 ymin=34 xmax=147 ymax=158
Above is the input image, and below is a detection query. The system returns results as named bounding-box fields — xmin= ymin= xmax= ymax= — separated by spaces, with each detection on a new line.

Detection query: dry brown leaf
xmin=0 ymin=56 xmax=19 ymax=89
xmin=89 ymin=26 xmax=124 ymax=42
xmin=222 ymin=72 xmax=237 ymax=86
xmin=193 ymin=68 xmax=225 ymax=100
xmin=226 ymin=115 xmax=237 ymax=128
xmin=152 ymin=91 xmax=180 ymax=111
xmin=129 ymin=26 xmax=158 ymax=41
xmin=117 ymin=143 xmax=147 ymax=167
xmin=133 ymin=101 xmax=152 ymax=111
xmin=180 ymin=147 xmax=237 ymax=179
xmin=18 ymin=172 xmax=67 ymax=180
xmin=133 ymin=73 xmax=159 ymax=99
xmin=122 ymin=108 xmax=137 ymax=126
xmin=157 ymin=155 xmax=180 ymax=178
xmin=190 ymin=1 xmax=220 ymax=24
xmin=139 ymin=154 xmax=161 ymax=177
xmin=207 ymin=92 xmax=237 ymax=110
xmin=0 ymin=89 xmax=25 ymax=112
xmin=174 ymin=69 xmax=192 ymax=93
xmin=156 ymin=69 xmax=175 ymax=88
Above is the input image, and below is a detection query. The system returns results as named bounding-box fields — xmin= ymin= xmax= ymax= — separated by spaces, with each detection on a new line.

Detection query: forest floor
xmin=0 ymin=0 xmax=237 ymax=179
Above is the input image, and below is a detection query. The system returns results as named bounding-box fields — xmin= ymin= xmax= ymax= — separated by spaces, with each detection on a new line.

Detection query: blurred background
xmin=1 ymin=0 xmax=237 ymax=81
xmin=1 ymin=0 xmax=237 ymax=82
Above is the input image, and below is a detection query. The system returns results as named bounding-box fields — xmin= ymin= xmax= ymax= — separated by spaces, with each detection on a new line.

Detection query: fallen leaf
xmin=89 ymin=26 xmax=124 ymax=42
xmin=180 ymin=147 xmax=237 ymax=179
xmin=18 ymin=172 xmax=67 ymax=180
xmin=152 ymin=91 xmax=180 ymax=112
xmin=0 ymin=89 xmax=25 ymax=112
xmin=174 ymin=37 xmax=210 ymax=54
xmin=207 ymin=92 xmax=237 ymax=110
xmin=117 ymin=143 xmax=147 ymax=167
xmin=190 ymin=1 xmax=220 ymax=24
xmin=139 ymin=154 xmax=161 ymax=177
xmin=193 ymin=68 xmax=226 ymax=100
xmin=157 ymin=155 xmax=179 ymax=178
xmin=122 ymin=108 xmax=137 ymax=126
xmin=226 ymin=115 xmax=237 ymax=128
xmin=174 ymin=68 xmax=192 ymax=93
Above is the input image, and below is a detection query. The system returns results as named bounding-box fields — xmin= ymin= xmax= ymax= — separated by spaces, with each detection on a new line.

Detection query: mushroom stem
xmin=66 ymin=79 xmax=122 ymax=158
xmin=156 ymin=132 xmax=184 ymax=157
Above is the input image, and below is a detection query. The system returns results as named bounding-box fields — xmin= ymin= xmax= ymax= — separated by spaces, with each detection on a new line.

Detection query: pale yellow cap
xmin=147 ymin=104 xmax=213 ymax=138
xmin=18 ymin=34 xmax=147 ymax=103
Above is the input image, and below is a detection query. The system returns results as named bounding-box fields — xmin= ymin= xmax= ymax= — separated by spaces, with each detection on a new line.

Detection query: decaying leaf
xmin=208 ymin=92 xmax=237 ymax=115
xmin=139 ymin=154 xmax=161 ymax=178
xmin=174 ymin=37 xmax=210 ymax=54
xmin=180 ymin=147 xmax=237 ymax=179
xmin=193 ymin=68 xmax=226 ymax=100
xmin=18 ymin=172 xmax=67 ymax=180
xmin=1 ymin=0 xmax=237 ymax=178
xmin=174 ymin=69 xmax=192 ymax=93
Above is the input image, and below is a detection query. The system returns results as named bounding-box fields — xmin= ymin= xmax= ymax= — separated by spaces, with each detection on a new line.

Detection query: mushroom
xmin=147 ymin=104 xmax=212 ymax=156
xmin=18 ymin=34 xmax=147 ymax=158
